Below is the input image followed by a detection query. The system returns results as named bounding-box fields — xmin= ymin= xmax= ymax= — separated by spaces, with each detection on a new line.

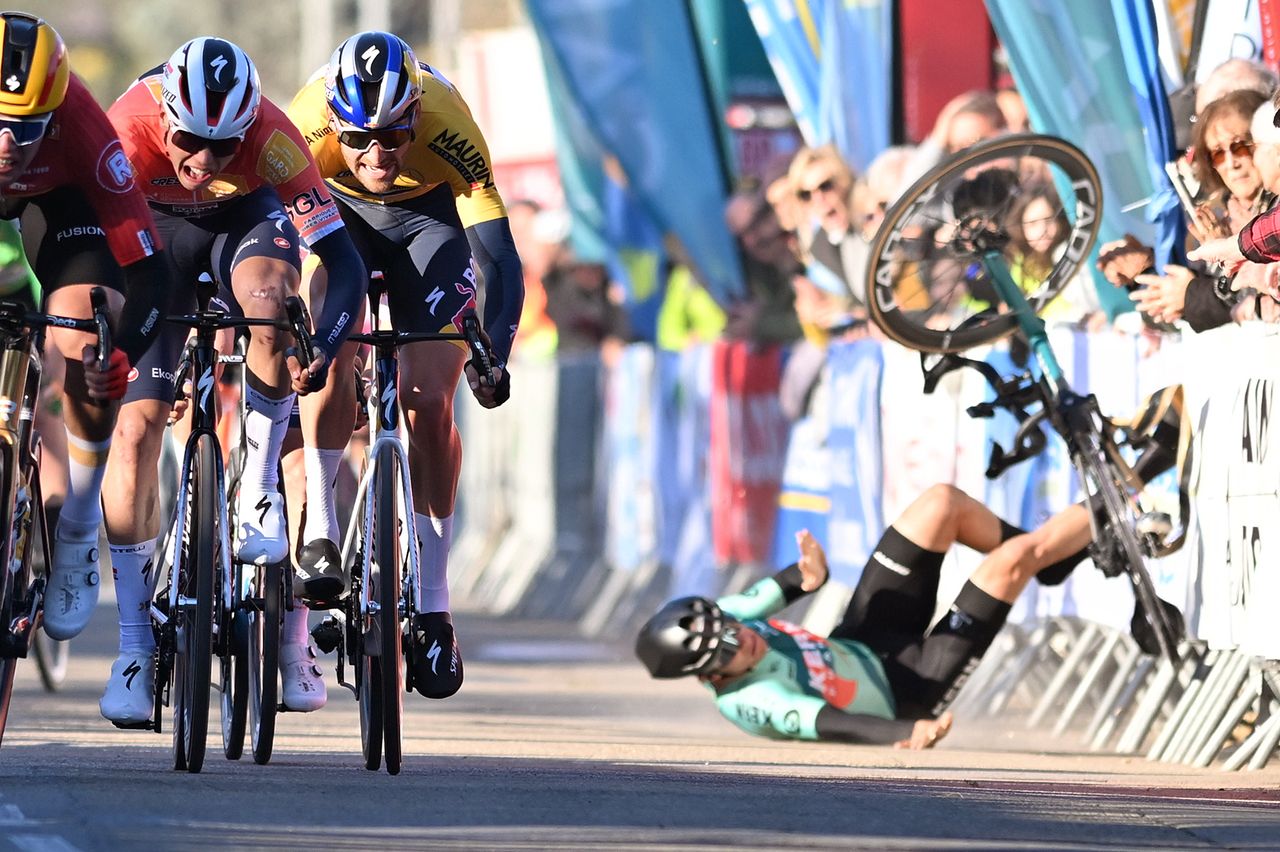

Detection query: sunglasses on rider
xmin=169 ymin=128 xmax=242 ymax=158
xmin=796 ymin=177 xmax=838 ymax=202
xmin=0 ymin=113 xmax=51 ymax=147
xmin=337 ymin=127 xmax=413 ymax=153
xmin=1209 ymin=138 xmax=1255 ymax=168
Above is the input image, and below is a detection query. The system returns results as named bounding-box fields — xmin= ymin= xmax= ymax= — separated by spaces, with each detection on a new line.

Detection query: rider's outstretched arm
xmin=306 ymin=227 xmax=368 ymax=361
xmin=114 ymin=251 xmax=172 ymax=364
xmin=465 ymin=216 xmax=523 ymax=367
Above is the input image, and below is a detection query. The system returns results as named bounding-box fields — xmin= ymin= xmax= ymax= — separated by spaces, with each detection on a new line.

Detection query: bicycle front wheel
xmin=373 ymin=444 xmax=404 ymax=776
xmin=866 ymin=133 xmax=1103 ymax=353
xmin=249 ymin=561 xmax=282 ymax=765
xmin=173 ymin=433 xmax=216 ymax=773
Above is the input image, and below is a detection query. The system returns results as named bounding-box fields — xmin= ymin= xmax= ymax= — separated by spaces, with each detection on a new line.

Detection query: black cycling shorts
xmin=4 ymin=186 xmax=126 ymax=298
xmin=124 ymin=186 xmax=301 ymax=405
xmin=334 ymin=182 xmax=476 ymax=337
xmin=827 ymin=526 xmax=965 ymax=719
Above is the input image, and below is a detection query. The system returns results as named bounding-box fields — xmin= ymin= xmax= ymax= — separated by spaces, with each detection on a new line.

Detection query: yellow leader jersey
xmin=287 ymin=63 xmax=507 ymax=227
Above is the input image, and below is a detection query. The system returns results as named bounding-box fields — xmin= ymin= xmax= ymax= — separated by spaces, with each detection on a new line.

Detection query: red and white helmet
xmin=160 ymin=37 xmax=261 ymax=139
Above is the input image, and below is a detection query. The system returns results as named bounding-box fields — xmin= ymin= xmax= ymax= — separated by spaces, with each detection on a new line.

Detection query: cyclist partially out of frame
xmin=636 ymin=411 xmax=1185 ymax=746
xmin=0 ymin=15 xmax=169 ymax=644
xmin=287 ymin=31 xmax=522 ymax=700
xmin=98 ymin=37 xmax=366 ymax=726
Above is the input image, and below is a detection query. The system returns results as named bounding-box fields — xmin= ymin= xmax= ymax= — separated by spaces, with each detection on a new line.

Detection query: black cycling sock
xmin=1036 ymin=546 xmax=1090 ymax=586
xmin=925 ymin=582 xmax=1012 ymax=716
xmin=999 ymin=519 xmax=1025 ymax=543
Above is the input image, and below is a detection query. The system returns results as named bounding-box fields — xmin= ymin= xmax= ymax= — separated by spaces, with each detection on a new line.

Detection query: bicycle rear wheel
xmin=173 ymin=434 xmax=216 ymax=773
xmin=867 ymin=133 xmax=1103 ymax=353
xmin=373 ymin=444 xmax=403 ymax=776
xmin=1074 ymin=430 xmax=1183 ymax=662
xmin=249 ymin=561 xmax=282 ymax=765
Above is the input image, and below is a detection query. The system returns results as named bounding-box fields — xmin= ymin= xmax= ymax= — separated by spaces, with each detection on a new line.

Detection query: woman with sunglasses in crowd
xmin=97 ymin=36 xmax=367 ymax=726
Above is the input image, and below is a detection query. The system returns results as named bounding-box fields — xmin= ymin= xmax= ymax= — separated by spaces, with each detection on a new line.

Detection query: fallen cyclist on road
xmin=636 ymin=475 xmax=1178 ymax=749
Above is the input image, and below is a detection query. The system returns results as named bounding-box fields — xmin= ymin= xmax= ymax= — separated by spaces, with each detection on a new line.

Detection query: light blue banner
xmin=526 ymin=0 xmax=744 ymax=304
xmin=744 ymin=0 xmax=892 ymax=172
xmin=985 ymin=0 xmax=1183 ymax=316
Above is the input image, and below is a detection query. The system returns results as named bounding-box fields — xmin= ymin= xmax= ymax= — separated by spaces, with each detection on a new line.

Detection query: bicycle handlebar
xmin=346 ymin=314 xmax=497 ymax=389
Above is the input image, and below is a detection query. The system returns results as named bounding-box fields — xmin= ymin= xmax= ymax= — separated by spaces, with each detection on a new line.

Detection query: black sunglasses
xmin=796 ymin=177 xmax=838 ymax=202
xmin=169 ymin=128 xmax=241 ymax=158
xmin=337 ymin=127 xmax=413 ymax=153
xmin=0 ymin=114 xmax=50 ymax=147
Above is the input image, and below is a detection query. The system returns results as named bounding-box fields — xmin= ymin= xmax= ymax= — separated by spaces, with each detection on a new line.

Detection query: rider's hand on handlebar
xmin=287 ymin=346 xmax=329 ymax=395
xmin=82 ymin=345 xmax=130 ymax=401
xmin=465 ymin=360 xmax=508 ymax=409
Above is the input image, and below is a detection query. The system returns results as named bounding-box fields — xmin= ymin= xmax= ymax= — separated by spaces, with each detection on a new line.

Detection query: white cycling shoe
xmin=280 ymin=642 xmax=327 ymax=712
xmin=236 ymin=491 xmax=289 ymax=566
xmin=99 ymin=649 xmax=155 ymax=726
xmin=43 ymin=530 xmax=101 ymax=640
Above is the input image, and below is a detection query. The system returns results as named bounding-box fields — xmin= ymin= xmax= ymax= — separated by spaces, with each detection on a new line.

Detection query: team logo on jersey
xmin=428 ymin=128 xmax=492 ymax=188
xmin=97 ymin=141 xmax=136 ymax=194
xmin=257 ymin=129 xmax=308 ymax=184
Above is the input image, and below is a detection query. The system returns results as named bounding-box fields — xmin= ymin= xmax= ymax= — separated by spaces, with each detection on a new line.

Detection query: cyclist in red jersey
xmin=0 ymin=14 xmax=168 ymax=646
xmin=97 ymin=37 xmax=366 ymax=725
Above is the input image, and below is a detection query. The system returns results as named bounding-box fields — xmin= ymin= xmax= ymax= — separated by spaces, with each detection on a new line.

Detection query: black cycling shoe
xmin=407 ymin=612 xmax=463 ymax=699
xmin=295 ymin=539 xmax=345 ymax=604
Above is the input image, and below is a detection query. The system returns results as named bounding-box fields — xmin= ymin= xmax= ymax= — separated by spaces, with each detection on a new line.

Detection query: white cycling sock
xmin=415 ymin=512 xmax=453 ymax=613
xmin=302 ymin=447 xmax=344 ymax=545
xmin=109 ymin=539 xmax=158 ymax=651
xmin=240 ymin=387 xmax=294 ymax=499
xmin=282 ymin=595 xmax=311 ymax=647
xmin=61 ymin=431 xmax=110 ymax=539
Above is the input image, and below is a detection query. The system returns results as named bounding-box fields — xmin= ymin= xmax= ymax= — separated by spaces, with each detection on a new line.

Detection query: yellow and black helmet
xmin=0 ymin=12 xmax=69 ymax=117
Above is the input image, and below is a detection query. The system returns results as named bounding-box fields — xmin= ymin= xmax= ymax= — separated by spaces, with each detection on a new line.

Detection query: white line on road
xmin=9 ymin=835 xmax=83 ymax=852
xmin=0 ymin=803 xmax=30 ymax=825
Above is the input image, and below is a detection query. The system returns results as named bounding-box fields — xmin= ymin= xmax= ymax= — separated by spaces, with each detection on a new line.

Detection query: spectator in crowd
xmin=655 ymin=234 xmax=727 ymax=352
xmin=897 ymin=90 xmax=1008 ymax=192
xmin=507 ymin=198 xmax=560 ymax=360
xmin=1104 ymin=89 xmax=1273 ymax=331
xmin=996 ymin=87 xmax=1030 ymax=134
xmin=788 ymin=145 xmax=860 ymax=304
xmin=1006 ymin=182 xmax=1102 ymax=325
xmin=1194 ymin=58 xmax=1279 ymax=115
xmin=723 ymin=188 xmax=803 ymax=345
xmin=542 ymin=258 xmax=629 ymax=356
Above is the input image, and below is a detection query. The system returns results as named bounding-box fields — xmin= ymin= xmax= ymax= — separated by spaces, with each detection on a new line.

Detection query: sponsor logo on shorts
xmin=127 ymin=367 xmax=139 ymax=383
xmin=872 ymin=550 xmax=911 ymax=577
xmin=96 ymin=141 xmax=136 ymax=194
xmin=274 ymin=236 xmax=291 ymax=250
xmin=56 ymin=226 xmax=106 ymax=241
xmin=151 ymin=367 xmax=175 ymax=382
xmin=234 ymin=237 xmax=259 ymax=259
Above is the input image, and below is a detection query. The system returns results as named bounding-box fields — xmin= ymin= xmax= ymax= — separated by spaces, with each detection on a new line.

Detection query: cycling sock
xmin=61 ymin=431 xmax=110 ymax=539
xmin=109 ymin=539 xmax=158 ymax=651
xmin=241 ymin=388 xmax=295 ymax=498
xmin=302 ymin=447 xmax=344 ymax=545
xmin=925 ymin=581 xmax=1012 ymax=716
xmin=415 ymin=512 xmax=453 ymax=613
xmin=998 ymin=519 xmax=1025 ymax=542
xmin=282 ymin=596 xmax=310 ymax=646
xmin=1036 ymin=546 xmax=1090 ymax=586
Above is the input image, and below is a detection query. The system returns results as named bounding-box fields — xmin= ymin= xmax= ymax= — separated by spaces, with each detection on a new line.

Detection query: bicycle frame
xmin=0 ymin=338 xmax=43 ymax=656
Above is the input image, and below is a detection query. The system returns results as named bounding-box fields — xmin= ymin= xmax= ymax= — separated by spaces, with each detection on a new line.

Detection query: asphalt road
xmin=2 ymin=600 xmax=1279 ymax=851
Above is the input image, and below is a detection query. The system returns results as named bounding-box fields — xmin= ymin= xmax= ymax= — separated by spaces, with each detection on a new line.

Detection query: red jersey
xmin=108 ymin=72 xmax=344 ymax=247
xmin=1 ymin=74 xmax=161 ymax=267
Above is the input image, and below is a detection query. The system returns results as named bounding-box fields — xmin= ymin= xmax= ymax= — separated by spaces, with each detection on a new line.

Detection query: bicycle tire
xmin=866 ymin=133 xmax=1103 ymax=353
xmin=174 ymin=433 xmax=216 ymax=773
xmin=357 ymin=474 xmax=383 ymax=771
xmin=221 ymin=611 xmax=247 ymax=760
xmin=373 ymin=443 xmax=403 ymax=776
xmin=249 ymin=561 xmax=281 ymax=765
xmin=32 ymin=632 xmax=69 ymax=692
xmin=1075 ymin=436 xmax=1182 ymax=662
xmin=0 ymin=445 xmax=24 ymax=747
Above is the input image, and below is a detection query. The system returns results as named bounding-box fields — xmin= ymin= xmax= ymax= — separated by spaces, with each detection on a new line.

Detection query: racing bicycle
xmin=865 ymin=133 xmax=1185 ymax=662
xmin=145 ymin=277 xmax=313 ymax=772
xmin=312 ymin=273 xmax=495 ymax=776
xmin=0 ymin=289 xmax=111 ymax=745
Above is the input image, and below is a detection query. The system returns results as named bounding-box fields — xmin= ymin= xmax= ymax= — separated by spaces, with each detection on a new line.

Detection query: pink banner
xmin=709 ymin=341 xmax=789 ymax=564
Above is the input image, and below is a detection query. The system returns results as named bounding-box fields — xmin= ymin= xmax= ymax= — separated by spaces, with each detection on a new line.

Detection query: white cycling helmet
xmin=161 ymin=37 xmax=261 ymax=139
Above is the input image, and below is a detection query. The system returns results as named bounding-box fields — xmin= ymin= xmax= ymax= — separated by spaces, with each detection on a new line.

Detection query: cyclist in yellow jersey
xmin=287 ymin=32 xmax=522 ymax=699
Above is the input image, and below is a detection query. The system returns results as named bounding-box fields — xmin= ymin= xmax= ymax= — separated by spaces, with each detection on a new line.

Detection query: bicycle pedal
xmin=111 ymin=719 xmax=155 ymax=731
xmin=311 ymin=616 xmax=343 ymax=654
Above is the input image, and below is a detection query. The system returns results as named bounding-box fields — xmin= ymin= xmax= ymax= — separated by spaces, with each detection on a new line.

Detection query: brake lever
xmin=284 ymin=295 xmax=313 ymax=372
xmin=461 ymin=314 xmax=495 ymax=388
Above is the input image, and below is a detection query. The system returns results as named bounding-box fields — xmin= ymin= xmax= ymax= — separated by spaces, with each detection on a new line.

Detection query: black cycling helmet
xmin=635 ymin=596 xmax=742 ymax=679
